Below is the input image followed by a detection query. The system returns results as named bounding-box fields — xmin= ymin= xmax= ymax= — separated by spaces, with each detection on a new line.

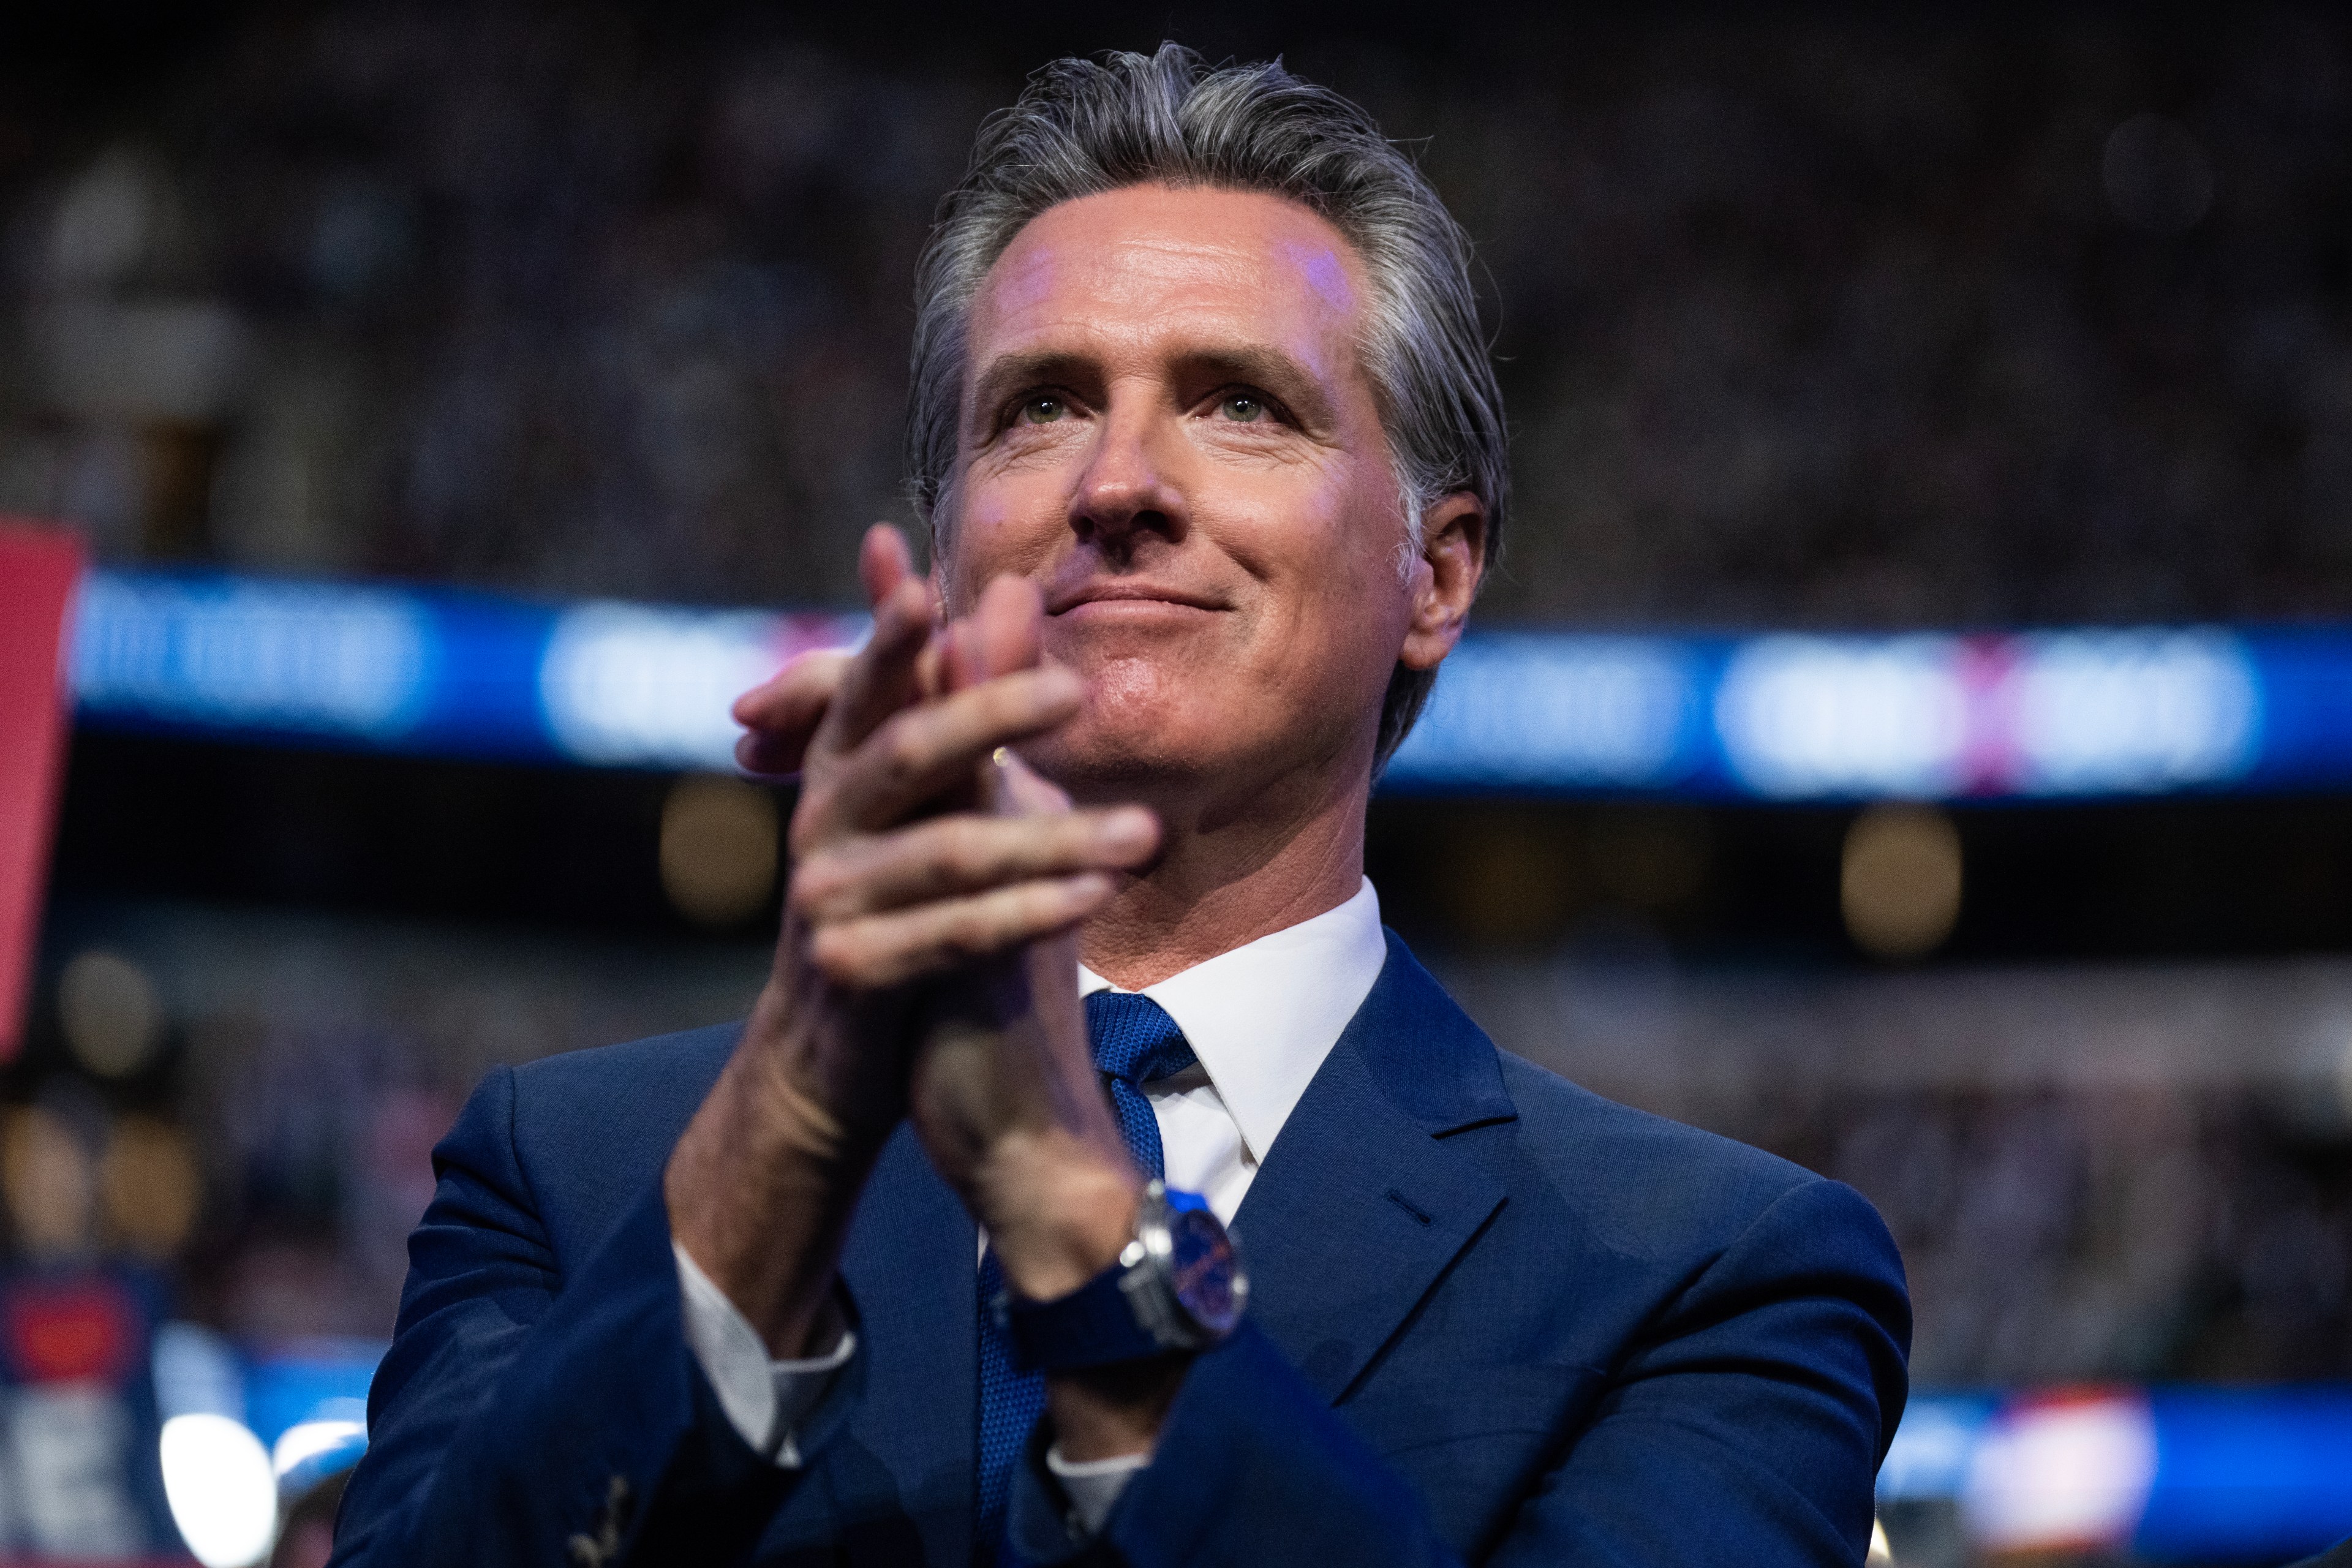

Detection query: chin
xmin=1028 ymin=709 xmax=1224 ymax=797
xmin=1030 ymin=660 xmax=1227 ymax=793
xmin=1041 ymin=653 xmax=1383 ymax=802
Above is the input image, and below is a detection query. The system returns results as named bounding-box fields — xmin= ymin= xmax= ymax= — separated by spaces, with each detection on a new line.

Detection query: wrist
xmin=741 ymin=965 xmax=908 ymax=1165
xmin=666 ymin=1034 xmax=890 ymax=1357
xmin=978 ymin=1139 xmax=1141 ymax=1302
xmin=1047 ymin=1355 xmax=1188 ymax=1463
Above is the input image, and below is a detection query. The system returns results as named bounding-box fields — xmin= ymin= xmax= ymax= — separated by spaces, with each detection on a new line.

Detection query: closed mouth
xmin=1047 ymin=582 xmax=1224 ymax=615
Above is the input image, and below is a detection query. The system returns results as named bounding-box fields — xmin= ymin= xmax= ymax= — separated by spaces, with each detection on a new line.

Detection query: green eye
xmin=1020 ymin=396 xmax=1067 ymax=425
xmin=1220 ymin=394 xmax=1264 ymax=423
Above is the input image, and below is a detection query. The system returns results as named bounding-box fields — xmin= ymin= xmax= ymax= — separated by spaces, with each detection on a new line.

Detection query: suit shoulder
xmin=508 ymin=1019 xmax=742 ymax=1107
xmin=496 ymin=1022 xmax=742 ymax=1243
xmin=1493 ymin=1049 xmax=1841 ymax=1256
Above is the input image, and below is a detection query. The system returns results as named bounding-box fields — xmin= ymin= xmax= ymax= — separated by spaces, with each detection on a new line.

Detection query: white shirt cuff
xmin=674 ymin=1241 xmax=855 ymax=1466
xmin=1044 ymin=1443 xmax=1149 ymax=1536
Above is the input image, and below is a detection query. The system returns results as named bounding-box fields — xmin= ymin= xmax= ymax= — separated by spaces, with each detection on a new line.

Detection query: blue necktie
xmin=973 ymin=993 xmax=1197 ymax=1561
xmin=1082 ymin=992 xmax=1199 ymax=1180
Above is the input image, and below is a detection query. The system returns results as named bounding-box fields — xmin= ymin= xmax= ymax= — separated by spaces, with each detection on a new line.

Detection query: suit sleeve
xmin=1007 ymin=1175 xmax=1908 ymax=1567
xmin=328 ymin=1065 xmax=858 ymax=1568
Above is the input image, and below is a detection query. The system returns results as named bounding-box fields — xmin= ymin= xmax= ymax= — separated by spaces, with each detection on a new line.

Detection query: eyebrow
xmin=966 ymin=342 xmax=1342 ymax=436
xmin=1178 ymin=345 xmax=1339 ymax=432
xmin=968 ymin=350 xmax=1093 ymax=435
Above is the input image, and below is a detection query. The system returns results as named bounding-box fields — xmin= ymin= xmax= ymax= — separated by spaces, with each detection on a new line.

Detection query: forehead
xmin=967 ymin=184 xmax=1370 ymax=367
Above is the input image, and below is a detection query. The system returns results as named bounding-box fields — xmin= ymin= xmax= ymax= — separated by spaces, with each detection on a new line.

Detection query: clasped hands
xmin=665 ymin=526 xmax=1165 ymax=1435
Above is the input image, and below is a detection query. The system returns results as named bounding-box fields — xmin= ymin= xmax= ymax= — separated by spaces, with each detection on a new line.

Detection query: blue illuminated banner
xmin=1880 ymin=1386 xmax=2352 ymax=1562
xmin=1387 ymin=625 xmax=2301 ymax=797
xmin=70 ymin=568 xmax=864 ymax=771
xmin=64 ymin=567 xmax=2352 ymax=799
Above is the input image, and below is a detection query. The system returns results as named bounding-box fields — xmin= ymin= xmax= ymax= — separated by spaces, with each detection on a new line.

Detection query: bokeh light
xmin=99 ymin=1115 xmax=202 ymax=1260
xmin=1961 ymin=1392 xmax=2157 ymax=1555
xmin=1841 ymin=804 xmax=1964 ymax=960
xmin=160 ymin=1413 xmax=277 ymax=1568
xmin=2 ymin=1104 xmax=100 ymax=1257
xmin=658 ymin=774 xmax=779 ymax=927
xmin=57 ymin=948 xmax=162 ymax=1077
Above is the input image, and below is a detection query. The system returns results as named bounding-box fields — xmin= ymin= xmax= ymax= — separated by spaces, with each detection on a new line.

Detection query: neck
xmin=1075 ymin=756 xmax=1371 ymax=990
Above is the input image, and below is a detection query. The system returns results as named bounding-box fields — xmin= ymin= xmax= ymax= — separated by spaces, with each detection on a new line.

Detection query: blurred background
xmin=6 ymin=1 xmax=2352 ymax=1562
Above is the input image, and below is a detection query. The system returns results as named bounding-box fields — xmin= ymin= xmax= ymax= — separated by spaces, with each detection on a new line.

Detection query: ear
xmin=927 ymin=545 xmax=954 ymax=613
xmin=1398 ymin=492 xmax=1487 ymax=673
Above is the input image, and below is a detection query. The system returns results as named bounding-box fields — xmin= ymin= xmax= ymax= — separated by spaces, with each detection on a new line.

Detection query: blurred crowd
xmin=0 ymin=903 xmax=769 ymax=1558
xmin=7 ymin=904 xmax=2346 ymax=1393
xmin=1828 ymin=1087 xmax=2352 ymax=1387
xmin=2 ymin=6 xmax=2352 ymax=625
xmin=1449 ymin=949 xmax=2352 ymax=1387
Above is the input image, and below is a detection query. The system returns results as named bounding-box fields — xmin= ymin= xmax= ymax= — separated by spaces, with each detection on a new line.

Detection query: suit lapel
xmin=813 ymin=932 xmax=1513 ymax=1552
xmin=1233 ymin=931 xmax=1518 ymax=1403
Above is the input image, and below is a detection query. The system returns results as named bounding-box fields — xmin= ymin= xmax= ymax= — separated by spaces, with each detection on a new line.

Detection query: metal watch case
xmin=1117 ymin=1180 xmax=1248 ymax=1351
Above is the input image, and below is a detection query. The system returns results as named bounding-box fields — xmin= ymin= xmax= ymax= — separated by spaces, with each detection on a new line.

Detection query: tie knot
xmin=1085 ymin=992 xmax=1197 ymax=1087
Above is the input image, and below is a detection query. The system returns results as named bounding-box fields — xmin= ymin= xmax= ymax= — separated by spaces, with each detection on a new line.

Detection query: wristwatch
xmin=1001 ymin=1181 xmax=1248 ymax=1373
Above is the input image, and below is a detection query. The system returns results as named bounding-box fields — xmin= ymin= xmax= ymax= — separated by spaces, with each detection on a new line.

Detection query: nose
xmin=1071 ymin=398 xmax=1186 ymax=556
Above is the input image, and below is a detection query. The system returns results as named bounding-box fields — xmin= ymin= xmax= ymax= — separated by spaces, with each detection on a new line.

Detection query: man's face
xmin=943 ymin=183 xmax=1433 ymax=812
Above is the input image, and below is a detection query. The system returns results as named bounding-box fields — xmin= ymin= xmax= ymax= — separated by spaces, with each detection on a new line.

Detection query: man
xmin=330 ymin=45 xmax=1909 ymax=1568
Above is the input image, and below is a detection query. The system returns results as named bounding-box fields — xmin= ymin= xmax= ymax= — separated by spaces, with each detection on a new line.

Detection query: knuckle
xmin=808 ymin=930 xmax=860 ymax=986
xmin=940 ymin=819 xmax=993 ymax=881
xmin=787 ymin=785 xmax=837 ymax=845
xmin=812 ymin=924 xmax=897 ymax=989
xmin=938 ymin=905 xmax=994 ymax=960
xmin=785 ymin=864 xmax=832 ymax=919
xmin=879 ymin=721 xmax=929 ymax=784
xmin=1012 ymin=880 xmax=1063 ymax=925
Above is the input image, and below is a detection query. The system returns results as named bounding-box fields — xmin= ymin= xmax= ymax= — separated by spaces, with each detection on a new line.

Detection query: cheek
xmin=948 ymin=489 xmax=1058 ymax=595
xmin=1272 ymin=489 xmax=1413 ymax=650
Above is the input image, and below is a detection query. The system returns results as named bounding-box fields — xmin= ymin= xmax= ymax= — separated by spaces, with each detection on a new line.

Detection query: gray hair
xmin=906 ymin=43 xmax=1509 ymax=770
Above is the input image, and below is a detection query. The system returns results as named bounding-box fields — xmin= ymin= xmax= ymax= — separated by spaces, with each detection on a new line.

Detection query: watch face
xmin=1164 ymin=1208 xmax=1245 ymax=1336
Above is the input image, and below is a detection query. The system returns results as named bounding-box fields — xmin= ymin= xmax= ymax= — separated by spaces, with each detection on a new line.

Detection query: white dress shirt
xmin=674 ymin=878 xmax=1389 ymax=1529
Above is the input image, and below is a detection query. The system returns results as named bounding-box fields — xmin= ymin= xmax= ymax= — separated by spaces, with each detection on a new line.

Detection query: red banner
xmin=0 ymin=522 xmax=81 ymax=1060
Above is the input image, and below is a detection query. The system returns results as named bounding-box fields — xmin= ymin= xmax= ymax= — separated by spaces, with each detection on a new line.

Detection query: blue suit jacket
xmin=331 ymin=933 xmax=1909 ymax=1567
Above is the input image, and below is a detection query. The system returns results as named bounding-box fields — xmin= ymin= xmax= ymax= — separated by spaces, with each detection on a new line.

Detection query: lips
xmin=1045 ymin=580 xmax=1224 ymax=615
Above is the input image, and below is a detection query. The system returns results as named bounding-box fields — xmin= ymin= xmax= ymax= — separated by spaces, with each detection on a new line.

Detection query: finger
xmin=858 ymin=523 xmax=916 ymax=608
xmin=808 ymin=875 xmax=1115 ymax=989
xmin=941 ymin=575 xmax=1045 ymax=693
xmin=804 ymin=665 xmax=1085 ymax=836
xmin=731 ymin=649 xmax=852 ymax=778
xmin=791 ymin=808 xmax=1157 ymax=922
xmin=733 ymin=648 xmax=851 ymax=730
xmin=938 ymin=616 xmax=980 ymax=696
xmin=914 ymin=633 xmax=950 ymax=703
xmin=815 ymin=573 xmax=939 ymax=754
xmin=969 ymin=574 xmax=1044 ymax=682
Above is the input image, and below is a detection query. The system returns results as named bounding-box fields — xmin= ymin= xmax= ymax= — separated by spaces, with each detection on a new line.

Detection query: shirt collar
xmin=1078 ymin=877 xmax=1386 ymax=1166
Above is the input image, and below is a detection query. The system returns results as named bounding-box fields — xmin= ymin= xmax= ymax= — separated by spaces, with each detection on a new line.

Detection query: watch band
xmin=1003 ymin=1260 xmax=1168 ymax=1371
